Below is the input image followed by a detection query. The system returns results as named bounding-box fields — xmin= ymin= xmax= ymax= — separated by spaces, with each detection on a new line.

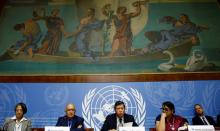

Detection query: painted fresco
xmin=0 ymin=0 xmax=219 ymax=75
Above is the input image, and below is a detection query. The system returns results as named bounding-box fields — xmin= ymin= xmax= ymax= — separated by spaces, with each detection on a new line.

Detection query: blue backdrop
xmin=0 ymin=80 xmax=220 ymax=130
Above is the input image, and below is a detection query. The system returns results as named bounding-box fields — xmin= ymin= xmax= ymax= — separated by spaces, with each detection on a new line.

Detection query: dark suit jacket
xmin=217 ymin=115 xmax=220 ymax=127
xmin=101 ymin=113 xmax=138 ymax=131
xmin=56 ymin=115 xmax=84 ymax=131
xmin=192 ymin=115 xmax=216 ymax=126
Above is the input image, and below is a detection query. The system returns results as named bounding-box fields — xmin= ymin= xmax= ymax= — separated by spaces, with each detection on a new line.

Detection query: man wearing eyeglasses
xmin=192 ymin=104 xmax=216 ymax=126
xmin=56 ymin=103 xmax=84 ymax=131
xmin=155 ymin=101 xmax=188 ymax=131
xmin=101 ymin=101 xmax=138 ymax=131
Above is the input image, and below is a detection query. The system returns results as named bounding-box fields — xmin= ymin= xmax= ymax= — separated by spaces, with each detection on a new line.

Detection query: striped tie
xmin=202 ymin=116 xmax=208 ymax=125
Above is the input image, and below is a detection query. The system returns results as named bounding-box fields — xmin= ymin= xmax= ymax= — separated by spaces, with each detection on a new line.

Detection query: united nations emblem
xmin=82 ymin=85 xmax=146 ymax=131
xmin=44 ymin=85 xmax=69 ymax=106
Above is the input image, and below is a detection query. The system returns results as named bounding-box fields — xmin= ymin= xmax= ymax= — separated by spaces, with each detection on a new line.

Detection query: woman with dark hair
xmin=155 ymin=101 xmax=188 ymax=131
xmin=3 ymin=102 xmax=31 ymax=131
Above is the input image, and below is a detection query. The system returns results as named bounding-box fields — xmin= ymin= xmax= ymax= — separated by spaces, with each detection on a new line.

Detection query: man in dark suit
xmin=101 ymin=101 xmax=138 ymax=131
xmin=217 ymin=114 xmax=220 ymax=127
xmin=192 ymin=104 xmax=216 ymax=126
xmin=56 ymin=103 xmax=84 ymax=131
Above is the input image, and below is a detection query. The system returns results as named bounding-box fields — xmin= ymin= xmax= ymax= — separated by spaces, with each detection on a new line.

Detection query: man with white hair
xmin=56 ymin=103 xmax=84 ymax=131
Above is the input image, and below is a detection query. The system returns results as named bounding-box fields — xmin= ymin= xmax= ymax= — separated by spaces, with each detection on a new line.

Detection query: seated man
xmin=155 ymin=101 xmax=188 ymax=131
xmin=3 ymin=102 xmax=32 ymax=131
xmin=192 ymin=104 xmax=216 ymax=126
xmin=101 ymin=101 xmax=138 ymax=131
xmin=56 ymin=103 xmax=84 ymax=131
xmin=217 ymin=114 xmax=220 ymax=127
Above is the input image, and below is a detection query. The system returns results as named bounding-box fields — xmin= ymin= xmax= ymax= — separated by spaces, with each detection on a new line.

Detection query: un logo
xmin=82 ymin=85 xmax=146 ymax=131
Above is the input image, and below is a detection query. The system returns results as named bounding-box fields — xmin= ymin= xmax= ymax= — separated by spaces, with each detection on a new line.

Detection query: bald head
xmin=65 ymin=103 xmax=76 ymax=118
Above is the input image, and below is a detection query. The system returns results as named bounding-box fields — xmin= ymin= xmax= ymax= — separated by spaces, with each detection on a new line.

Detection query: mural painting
xmin=0 ymin=0 xmax=219 ymax=75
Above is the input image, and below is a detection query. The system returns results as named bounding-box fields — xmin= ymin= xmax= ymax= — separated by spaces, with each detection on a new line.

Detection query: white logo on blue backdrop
xmin=82 ymin=85 xmax=146 ymax=131
xmin=44 ymin=85 xmax=69 ymax=106
xmin=0 ymin=84 xmax=26 ymax=116
xmin=144 ymin=81 xmax=196 ymax=112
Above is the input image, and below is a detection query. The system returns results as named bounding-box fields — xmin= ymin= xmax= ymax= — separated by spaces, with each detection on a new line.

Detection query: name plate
xmin=45 ymin=126 xmax=70 ymax=131
xmin=119 ymin=127 xmax=145 ymax=131
xmin=188 ymin=125 xmax=215 ymax=131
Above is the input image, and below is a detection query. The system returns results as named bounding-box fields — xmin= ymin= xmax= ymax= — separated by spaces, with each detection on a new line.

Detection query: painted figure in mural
xmin=68 ymin=8 xmax=104 ymax=57
xmin=10 ymin=13 xmax=42 ymax=58
xmin=184 ymin=49 xmax=210 ymax=71
xmin=101 ymin=101 xmax=138 ymax=131
xmin=102 ymin=1 xmax=144 ymax=57
xmin=192 ymin=104 xmax=216 ymax=126
xmin=56 ymin=103 xmax=84 ymax=131
xmin=3 ymin=102 xmax=32 ymax=131
xmin=142 ymin=14 xmax=208 ymax=54
xmin=37 ymin=8 xmax=68 ymax=55
xmin=155 ymin=101 xmax=188 ymax=131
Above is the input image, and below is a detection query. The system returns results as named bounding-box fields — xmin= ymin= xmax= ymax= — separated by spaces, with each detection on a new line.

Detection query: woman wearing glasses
xmin=155 ymin=101 xmax=188 ymax=131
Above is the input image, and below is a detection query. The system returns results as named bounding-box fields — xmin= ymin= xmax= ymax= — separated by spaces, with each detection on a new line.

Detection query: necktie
xmin=119 ymin=118 xmax=123 ymax=126
xmin=68 ymin=120 xmax=72 ymax=127
xmin=202 ymin=116 xmax=208 ymax=125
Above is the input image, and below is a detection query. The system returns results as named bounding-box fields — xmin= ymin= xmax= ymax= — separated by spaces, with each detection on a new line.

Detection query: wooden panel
xmin=0 ymin=72 xmax=220 ymax=82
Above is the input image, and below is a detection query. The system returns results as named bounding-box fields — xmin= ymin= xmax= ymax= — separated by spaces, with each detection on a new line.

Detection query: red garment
xmin=165 ymin=115 xmax=187 ymax=131
xmin=156 ymin=114 xmax=188 ymax=131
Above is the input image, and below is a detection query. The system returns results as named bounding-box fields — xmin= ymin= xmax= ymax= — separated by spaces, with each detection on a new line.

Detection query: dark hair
xmin=194 ymin=104 xmax=202 ymax=109
xmin=114 ymin=101 xmax=125 ymax=110
xmin=117 ymin=6 xmax=127 ymax=14
xmin=14 ymin=23 xmax=25 ymax=31
xmin=88 ymin=8 xmax=95 ymax=14
xmin=194 ymin=104 xmax=203 ymax=115
xmin=162 ymin=101 xmax=175 ymax=113
xmin=14 ymin=102 xmax=27 ymax=114
xmin=180 ymin=13 xmax=190 ymax=22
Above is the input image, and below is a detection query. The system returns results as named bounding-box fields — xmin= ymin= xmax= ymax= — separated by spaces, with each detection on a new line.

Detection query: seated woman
xmin=3 ymin=102 xmax=32 ymax=131
xmin=155 ymin=101 xmax=188 ymax=131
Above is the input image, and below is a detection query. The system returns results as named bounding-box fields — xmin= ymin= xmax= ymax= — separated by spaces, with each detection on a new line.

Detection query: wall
xmin=0 ymin=80 xmax=220 ymax=130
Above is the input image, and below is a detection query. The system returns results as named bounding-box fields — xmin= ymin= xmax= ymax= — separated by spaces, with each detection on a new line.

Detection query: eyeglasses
xmin=67 ymin=109 xmax=75 ymax=112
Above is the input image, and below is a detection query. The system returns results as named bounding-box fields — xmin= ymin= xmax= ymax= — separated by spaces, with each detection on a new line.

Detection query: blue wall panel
xmin=0 ymin=81 xmax=220 ymax=130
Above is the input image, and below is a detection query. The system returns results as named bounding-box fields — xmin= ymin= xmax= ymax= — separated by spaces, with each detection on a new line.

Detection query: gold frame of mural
xmin=1 ymin=1 xmax=220 ymax=83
